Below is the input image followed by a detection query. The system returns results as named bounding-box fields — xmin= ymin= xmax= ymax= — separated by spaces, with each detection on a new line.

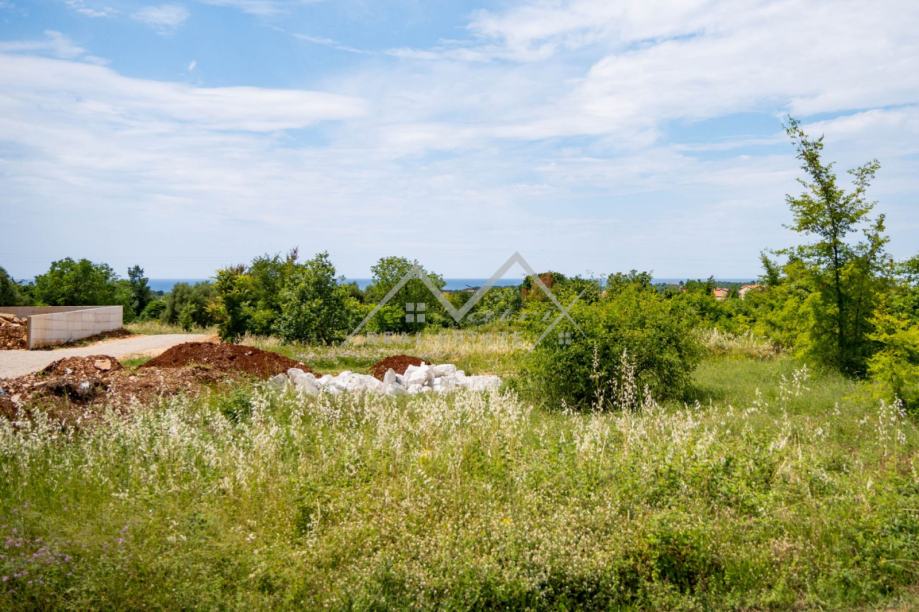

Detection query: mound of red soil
xmin=369 ymin=354 xmax=426 ymax=381
xmin=142 ymin=342 xmax=312 ymax=378
xmin=1 ymin=344 xmax=318 ymax=426
xmin=0 ymin=313 xmax=27 ymax=350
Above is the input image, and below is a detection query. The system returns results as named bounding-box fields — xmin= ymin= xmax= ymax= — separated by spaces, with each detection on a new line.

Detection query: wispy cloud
xmin=133 ymin=4 xmax=190 ymax=33
xmin=2 ymin=0 xmax=918 ymax=278
xmin=197 ymin=0 xmax=321 ymax=17
xmin=62 ymin=0 xmax=117 ymax=18
xmin=292 ymin=33 xmax=368 ymax=55
xmin=0 ymin=30 xmax=106 ymax=63
xmin=0 ymin=53 xmax=367 ymax=131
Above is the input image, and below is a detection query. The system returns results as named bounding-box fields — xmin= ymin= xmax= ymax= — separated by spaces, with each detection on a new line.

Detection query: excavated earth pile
xmin=0 ymin=313 xmax=27 ymax=350
xmin=0 ymin=343 xmax=315 ymax=425
xmin=143 ymin=342 xmax=313 ymax=378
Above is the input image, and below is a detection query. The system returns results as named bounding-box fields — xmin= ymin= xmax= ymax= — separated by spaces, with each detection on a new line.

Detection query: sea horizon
xmin=147 ymin=276 xmax=757 ymax=293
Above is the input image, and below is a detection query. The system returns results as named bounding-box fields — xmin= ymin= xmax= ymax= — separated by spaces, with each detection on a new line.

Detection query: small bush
xmin=522 ymin=286 xmax=702 ymax=410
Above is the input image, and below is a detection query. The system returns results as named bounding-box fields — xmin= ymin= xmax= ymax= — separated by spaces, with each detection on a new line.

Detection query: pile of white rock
xmin=270 ymin=363 xmax=501 ymax=396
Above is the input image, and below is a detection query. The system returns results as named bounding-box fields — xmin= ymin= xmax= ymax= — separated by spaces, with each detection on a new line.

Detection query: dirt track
xmin=0 ymin=334 xmax=212 ymax=379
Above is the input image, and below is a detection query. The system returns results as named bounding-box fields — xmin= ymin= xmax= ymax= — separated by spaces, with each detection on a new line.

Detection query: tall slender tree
xmin=781 ymin=117 xmax=890 ymax=374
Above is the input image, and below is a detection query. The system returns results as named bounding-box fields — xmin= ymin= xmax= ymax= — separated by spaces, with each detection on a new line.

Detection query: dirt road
xmin=0 ymin=334 xmax=212 ymax=379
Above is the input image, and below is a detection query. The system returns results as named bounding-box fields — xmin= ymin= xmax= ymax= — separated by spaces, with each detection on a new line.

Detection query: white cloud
xmin=0 ymin=30 xmax=105 ymax=63
xmin=0 ymin=53 xmax=367 ymax=131
xmin=377 ymin=0 xmax=919 ymax=151
xmin=133 ymin=4 xmax=190 ymax=32
xmin=197 ymin=0 xmax=320 ymax=17
xmin=2 ymin=0 xmax=918 ymax=277
xmin=292 ymin=33 xmax=368 ymax=55
xmin=62 ymin=0 xmax=116 ymax=18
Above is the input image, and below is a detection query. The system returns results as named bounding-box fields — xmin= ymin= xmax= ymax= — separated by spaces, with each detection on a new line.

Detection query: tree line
xmin=2 ymin=119 xmax=917 ymax=408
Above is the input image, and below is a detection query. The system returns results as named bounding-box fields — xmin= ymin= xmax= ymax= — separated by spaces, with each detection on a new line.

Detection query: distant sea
xmin=148 ymin=277 xmax=755 ymax=293
xmin=147 ymin=278 xmax=212 ymax=292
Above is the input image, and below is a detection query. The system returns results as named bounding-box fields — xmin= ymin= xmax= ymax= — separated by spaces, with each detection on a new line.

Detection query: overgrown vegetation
xmin=1 ymin=348 xmax=917 ymax=609
xmin=522 ymin=283 xmax=701 ymax=410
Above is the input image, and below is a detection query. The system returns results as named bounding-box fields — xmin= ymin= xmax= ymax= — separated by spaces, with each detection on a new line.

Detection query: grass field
xmin=1 ymin=331 xmax=918 ymax=609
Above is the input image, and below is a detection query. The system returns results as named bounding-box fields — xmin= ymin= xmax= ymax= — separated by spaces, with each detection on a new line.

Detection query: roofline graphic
xmin=349 ymin=251 xmax=581 ymax=339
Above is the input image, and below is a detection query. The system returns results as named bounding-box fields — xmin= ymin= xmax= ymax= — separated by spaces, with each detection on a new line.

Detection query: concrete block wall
xmin=5 ymin=306 xmax=124 ymax=349
xmin=1 ymin=306 xmax=90 ymax=317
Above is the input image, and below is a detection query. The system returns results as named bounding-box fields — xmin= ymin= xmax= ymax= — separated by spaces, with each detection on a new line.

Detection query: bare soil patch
xmin=0 ymin=342 xmax=315 ymax=426
xmin=143 ymin=342 xmax=313 ymax=377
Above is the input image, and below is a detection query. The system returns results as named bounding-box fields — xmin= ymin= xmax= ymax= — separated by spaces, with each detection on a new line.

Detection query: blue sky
xmin=1 ymin=0 xmax=917 ymax=280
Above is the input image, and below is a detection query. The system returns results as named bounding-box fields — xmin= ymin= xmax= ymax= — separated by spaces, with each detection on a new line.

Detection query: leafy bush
xmin=213 ymin=250 xmax=362 ymax=342
xmin=0 ymin=266 xmax=22 ymax=306
xmin=364 ymin=256 xmax=447 ymax=332
xmin=139 ymin=298 xmax=166 ymax=321
xmin=867 ymin=313 xmax=919 ymax=410
xmin=522 ymin=285 xmax=702 ymax=410
xmin=213 ymin=265 xmax=252 ymax=342
xmin=163 ymin=282 xmax=215 ymax=331
xmin=32 ymin=258 xmax=119 ymax=306
xmin=867 ymin=257 xmax=919 ymax=409
xmin=275 ymin=252 xmax=353 ymax=344
xmin=464 ymin=285 xmax=522 ymax=326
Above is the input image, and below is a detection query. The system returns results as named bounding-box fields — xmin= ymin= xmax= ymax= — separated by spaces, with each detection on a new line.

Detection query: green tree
xmin=213 ymin=266 xmax=250 ymax=342
xmin=465 ymin=285 xmax=522 ymax=326
xmin=556 ymin=276 xmax=602 ymax=305
xmin=212 ymin=249 xmax=301 ymax=341
xmin=164 ymin=282 xmax=215 ymax=331
xmin=33 ymin=258 xmax=119 ymax=306
xmin=139 ymin=298 xmax=166 ymax=321
xmin=365 ymin=256 xmax=446 ymax=332
xmin=127 ymin=265 xmax=153 ymax=318
xmin=868 ymin=254 xmax=919 ymax=409
xmin=245 ymin=250 xmax=299 ymax=335
xmin=275 ymin=252 xmax=352 ymax=343
xmin=0 ymin=266 xmax=21 ymax=306
xmin=780 ymin=117 xmax=891 ymax=374
xmin=606 ymin=270 xmax=653 ymax=295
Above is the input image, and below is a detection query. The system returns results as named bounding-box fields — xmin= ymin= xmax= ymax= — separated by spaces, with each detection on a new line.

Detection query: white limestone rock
xmin=403 ymin=364 xmax=433 ymax=387
xmin=269 ymin=373 xmax=289 ymax=390
xmin=281 ymin=362 xmax=500 ymax=396
xmin=432 ymin=364 xmax=457 ymax=377
xmin=457 ymin=375 xmax=502 ymax=392
xmin=288 ymin=368 xmax=320 ymax=395
xmin=384 ymin=382 xmax=407 ymax=396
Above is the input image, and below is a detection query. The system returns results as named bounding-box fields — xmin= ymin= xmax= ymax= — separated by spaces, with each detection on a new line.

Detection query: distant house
xmin=712 ymin=287 xmax=729 ymax=301
xmin=739 ymin=283 xmax=764 ymax=299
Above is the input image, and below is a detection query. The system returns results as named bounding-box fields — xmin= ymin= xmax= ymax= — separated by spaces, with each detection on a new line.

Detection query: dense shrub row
xmin=3 ymin=121 xmax=917 ymax=409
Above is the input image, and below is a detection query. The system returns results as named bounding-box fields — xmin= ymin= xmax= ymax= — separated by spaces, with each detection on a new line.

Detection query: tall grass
xmin=125 ymin=321 xmax=217 ymax=336
xmin=697 ymin=328 xmax=780 ymax=359
xmin=1 ymin=356 xmax=917 ymax=608
xmin=243 ymin=329 xmax=531 ymax=376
